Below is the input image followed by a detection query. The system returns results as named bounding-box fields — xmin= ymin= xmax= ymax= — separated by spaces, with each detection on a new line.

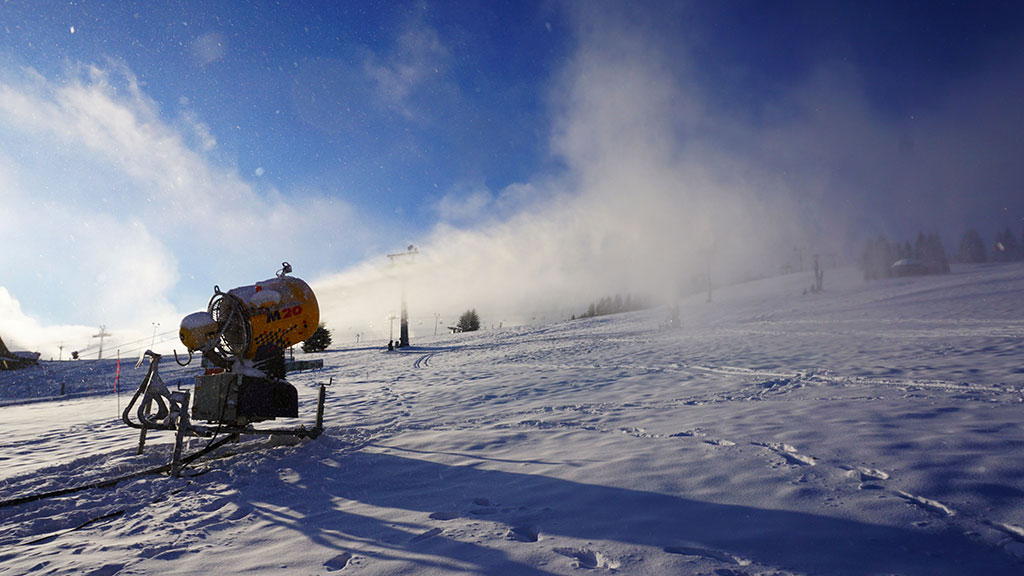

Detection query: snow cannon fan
xmin=123 ymin=262 xmax=327 ymax=477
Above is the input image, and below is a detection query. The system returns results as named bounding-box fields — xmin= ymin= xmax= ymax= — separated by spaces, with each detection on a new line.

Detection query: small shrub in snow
xmin=302 ymin=324 xmax=332 ymax=352
xmin=457 ymin=309 xmax=481 ymax=332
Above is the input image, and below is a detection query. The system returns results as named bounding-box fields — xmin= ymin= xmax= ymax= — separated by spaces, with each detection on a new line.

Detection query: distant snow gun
xmin=122 ymin=263 xmax=327 ymax=477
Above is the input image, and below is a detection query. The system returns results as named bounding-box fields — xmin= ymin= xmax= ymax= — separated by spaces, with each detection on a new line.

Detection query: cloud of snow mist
xmin=316 ymin=2 xmax=1024 ymax=343
xmin=314 ymin=7 xmax=809 ymax=341
xmin=731 ymin=56 xmax=1024 ymax=248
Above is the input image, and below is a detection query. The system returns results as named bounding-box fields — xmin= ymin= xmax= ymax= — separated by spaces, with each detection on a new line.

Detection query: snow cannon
xmin=179 ymin=261 xmax=320 ymax=373
xmin=123 ymin=262 xmax=327 ymax=477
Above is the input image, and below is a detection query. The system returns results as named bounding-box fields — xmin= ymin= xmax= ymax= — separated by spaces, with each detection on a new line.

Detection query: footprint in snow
xmin=277 ymin=468 xmax=301 ymax=484
xmin=664 ymin=545 xmax=750 ymax=567
xmin=410 ymin=527 xmax=443 ymax=543
xmin=429 ymin=510 xmax=459 ymax=521
xmin=703 ymin=438 xmax=737 ymax=447
xmin=839 ymin=465 xmax=890 ymax=489
xmin=754 ymin=442 xmax=816 ymax=466
xmin=554 ymin=547 xmax=620 ymax=569
xmin=841 ymin=465 xmax=889 ymax=482
xmin=324 ymin=552 xmax=353 ymax=571
xmin=896 ymin=491 xmax=956 ymax=517
xmin=81 ymin=563 xmax=125 ymax=576
xmin=995 ymin=522 xmax=1024 ymax=543
xmin=1004 ymin=541 xmax=1024 ymax=561
xmin=620 ymin=426 xmax=657 ymax=438
xmin=470 ymin=496 xmax=499 ymax=515
xmin=507 ymin=524 xmax=540 ymax=542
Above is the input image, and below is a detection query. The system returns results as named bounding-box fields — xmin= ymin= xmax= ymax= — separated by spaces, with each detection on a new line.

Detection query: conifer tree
xmin=916 ymin=233 xmax=949 ymax=274
xmin=301 ymin=323 xmax=332 ymax=353
xmin=958 ymin=229 xmax=987 ymax=263
xmin=861 ymin=235 xmax=895 ymax=280
xmin=457 ymin=309 xmax=481 ymax=332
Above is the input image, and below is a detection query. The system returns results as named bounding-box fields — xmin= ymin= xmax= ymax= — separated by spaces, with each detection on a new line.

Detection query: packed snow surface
xmin=2 ymin=264 xmax=1024 ymax=575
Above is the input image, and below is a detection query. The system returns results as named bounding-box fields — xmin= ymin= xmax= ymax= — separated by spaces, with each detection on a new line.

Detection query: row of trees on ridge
xmin=573 ymin=293 xmax=651 ymax=320
xmin=861 ymin=232 xmax=950 ymax=280
xmin=958 ymin=226 xmax=1023 ymax=263
xmin=862 ymin=226 xmax=1023 ymax=281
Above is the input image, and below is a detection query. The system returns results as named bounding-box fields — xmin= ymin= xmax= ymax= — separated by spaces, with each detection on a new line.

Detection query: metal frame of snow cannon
xmin=123 ymin=263 xmax=327 ymax=477
xmin=122 ymin=351 xmax=326 ymax=477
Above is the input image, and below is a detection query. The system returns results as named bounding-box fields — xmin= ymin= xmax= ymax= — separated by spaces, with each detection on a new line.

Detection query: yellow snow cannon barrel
xmin=179 ymin=263 xmax=320 ymax=367
xmin=228 ymin=273 xmax=320 ymax=360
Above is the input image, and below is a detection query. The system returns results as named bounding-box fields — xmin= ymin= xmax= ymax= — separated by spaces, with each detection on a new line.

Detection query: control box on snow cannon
xmin=191 ymin=372 xmax=298 ymax=426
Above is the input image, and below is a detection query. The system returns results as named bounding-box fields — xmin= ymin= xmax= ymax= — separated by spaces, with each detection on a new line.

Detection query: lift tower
xmin=387 ymin=245 xmax=418 ymax=348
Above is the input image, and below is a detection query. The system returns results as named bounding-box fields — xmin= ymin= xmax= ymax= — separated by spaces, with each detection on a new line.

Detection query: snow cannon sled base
xmin=122 ymin=352 xmax=326 ymax=477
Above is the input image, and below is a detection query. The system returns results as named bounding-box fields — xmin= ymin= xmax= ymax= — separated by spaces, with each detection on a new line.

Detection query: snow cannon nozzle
xmin=179 ymin=311 xmax=218 ymax=352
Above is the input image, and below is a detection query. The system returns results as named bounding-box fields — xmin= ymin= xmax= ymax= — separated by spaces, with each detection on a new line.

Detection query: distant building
xmin=0 ymin=335 xmax=39 ymax=370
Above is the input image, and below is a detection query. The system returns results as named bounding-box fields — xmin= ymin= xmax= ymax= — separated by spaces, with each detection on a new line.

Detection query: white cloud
xmin=0 ymin=61 xmax=363 ymax=356
xmin=436 ymin=187 xmax=493 ymax=224
xmin=364 ymin=18 xmax=451 ymax=119
xmin=179 ymin=109 xmax=218 ymax=152
xmin=0 ymin=287 xmax=93 ymax=360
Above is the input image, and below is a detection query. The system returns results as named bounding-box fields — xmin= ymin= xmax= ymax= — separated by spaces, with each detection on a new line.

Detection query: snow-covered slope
xmin=2 ymin=263 xmax=1023 ymax=575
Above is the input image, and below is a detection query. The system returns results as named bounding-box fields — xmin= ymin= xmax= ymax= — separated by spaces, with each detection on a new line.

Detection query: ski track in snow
xmin=2 ymin=264 xmax=1024 ymax=574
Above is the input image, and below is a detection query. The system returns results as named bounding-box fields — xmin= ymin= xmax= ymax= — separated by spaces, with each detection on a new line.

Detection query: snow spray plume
xmin=314 ymin=4 xmax=810 ymax=341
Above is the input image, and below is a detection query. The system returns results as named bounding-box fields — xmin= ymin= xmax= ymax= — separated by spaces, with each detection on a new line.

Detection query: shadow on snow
xmin=216 ymin=438 xmax=1018 ymax=576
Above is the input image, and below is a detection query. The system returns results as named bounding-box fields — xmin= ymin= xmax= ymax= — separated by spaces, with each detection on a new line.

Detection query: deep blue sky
xmin=2 ymin=1 xmax=1023 ymax=355
xmin=6 ymin=1 xmax=1019 ymax=228
xmin=686 ymin=1 xmax=1023 ymax=118
xmin=1 ymin=1 xmax=570 ymax=232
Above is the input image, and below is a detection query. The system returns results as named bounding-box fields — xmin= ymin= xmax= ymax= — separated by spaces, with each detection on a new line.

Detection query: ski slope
xmin=2 ymin=263 xmax=1024 ymax=575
